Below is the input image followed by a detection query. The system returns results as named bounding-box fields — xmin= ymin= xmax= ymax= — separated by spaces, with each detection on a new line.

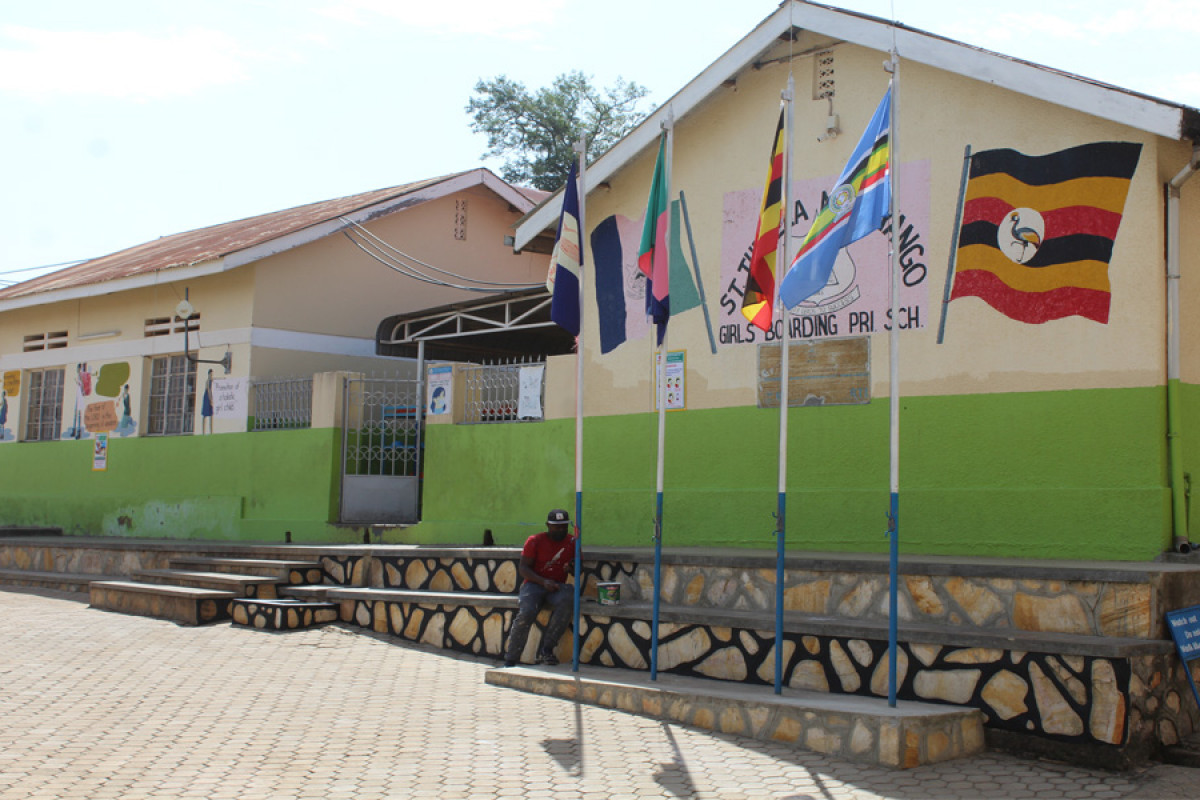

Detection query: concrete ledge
xmin=168 ymin=557 xmax=323 ymax=584
xmin=89 ymin=581 xmax=236 ymax=625
xmin=327 ymin=587 xmax=518 ymax=608
xmin=486 ymin=664 xmax=985 ymax=769
xmin=0 ymin=568 xmax=109 ymax=592
xmin=133 ymin=569 xmax=281 ymax=597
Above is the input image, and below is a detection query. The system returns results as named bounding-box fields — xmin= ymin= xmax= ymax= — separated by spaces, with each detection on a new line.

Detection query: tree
xmin=467 ymin=71 xmax=652 ymax=191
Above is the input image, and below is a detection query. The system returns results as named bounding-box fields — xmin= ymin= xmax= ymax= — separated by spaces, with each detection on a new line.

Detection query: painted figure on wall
xmin=115 ymin=383 xmax=137 ymax=437
xmin=201 ymin=369 xmax=214 ymax=434
xmin=65 ymin=362 xmax=93 ymax=440
xmin=0 ymin=390 xmax=8 ymax=442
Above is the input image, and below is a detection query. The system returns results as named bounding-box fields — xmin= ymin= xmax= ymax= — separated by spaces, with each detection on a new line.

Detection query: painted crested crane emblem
xmin=999 ymin=208 xmax=1044 ymax=264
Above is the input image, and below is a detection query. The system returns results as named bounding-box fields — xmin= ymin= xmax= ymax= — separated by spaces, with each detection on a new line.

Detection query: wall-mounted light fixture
xmin=176 ymin=289 xmax=232 ymax=374
xmin=77 ymin=329 xmax=122 ymax=341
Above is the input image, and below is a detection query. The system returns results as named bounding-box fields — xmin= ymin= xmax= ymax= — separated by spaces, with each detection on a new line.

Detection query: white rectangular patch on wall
xmin=517 ymin=365 xmax=544 ymax=420
xmin=212 ymin=378 xmax=248 ymax=419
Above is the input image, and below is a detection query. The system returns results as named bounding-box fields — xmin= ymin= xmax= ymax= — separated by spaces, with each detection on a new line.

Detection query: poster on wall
xmin=717 ymin=160 xmax=931 ymax=347
xmin=654 ymin=350 xmax=686 ymax=411
xmin=517 ymin=365 xmax=545 ymax=420
xmin=211 ymin=378 xmax=248 ymax=420
xmin=92 ymin=433 xmax=108 ymax=471
xmin=427 ymin=365 xmax=453 ymax=416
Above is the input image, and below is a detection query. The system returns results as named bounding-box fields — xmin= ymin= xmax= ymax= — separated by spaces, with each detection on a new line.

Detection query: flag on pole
xmin=638 ymin=135 xmax=670 ymax=342
xmin=948 ymin=141 xmax=1142 ymax=324
xmin=780 ymin=86 xmax=892 ymax=309
xmin=742 ymin=108 xmax=786 ymax=331
xmin=547 ymin=160 xmax=582 ymax=336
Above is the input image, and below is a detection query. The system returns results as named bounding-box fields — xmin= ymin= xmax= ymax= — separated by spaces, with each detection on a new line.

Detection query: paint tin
xmin=596 ymin=582 xmax=621 ymax=605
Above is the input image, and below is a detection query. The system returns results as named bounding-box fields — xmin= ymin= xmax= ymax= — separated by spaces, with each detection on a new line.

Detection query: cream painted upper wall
xmin=252 ymin=185 xmax=548 ymax=340
xmin=574 ymin=35 xmax=1180 ymax=419
xmin=0 ymin=269 xmax=256 ymax=371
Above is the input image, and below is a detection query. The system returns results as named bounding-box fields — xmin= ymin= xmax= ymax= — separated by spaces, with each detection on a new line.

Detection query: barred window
xmin=24 ymin=368 xmax=65 ymax=441
xmin=147 ymin=355 xmax=196 ymax=435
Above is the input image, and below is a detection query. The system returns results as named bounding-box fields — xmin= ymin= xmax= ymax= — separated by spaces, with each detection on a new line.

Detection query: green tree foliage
xmin=467 ymin=71 xmax=652 ymax=191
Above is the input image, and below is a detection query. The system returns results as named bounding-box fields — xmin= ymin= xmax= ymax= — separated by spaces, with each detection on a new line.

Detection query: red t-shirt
xmin=522 ymin=531 xmax=576 ymax=583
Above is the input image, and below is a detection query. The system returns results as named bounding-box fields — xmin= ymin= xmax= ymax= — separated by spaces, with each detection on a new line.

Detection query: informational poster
xmin=517 ymin=365 xmax=545 ymax=420
xmin=654 ymin=350 xmax=686 ymax=411
xmin=211 ymin=378 xmax=248 ymax=419
xmin=427 ymin=365 xmax=453 ymax=416
xmin=92 ymin=433 xmax=108 ymax=471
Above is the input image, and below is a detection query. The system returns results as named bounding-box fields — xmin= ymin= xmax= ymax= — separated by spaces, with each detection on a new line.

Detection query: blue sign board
xmin=1165 ymin=604 xmax=1200 ymax=710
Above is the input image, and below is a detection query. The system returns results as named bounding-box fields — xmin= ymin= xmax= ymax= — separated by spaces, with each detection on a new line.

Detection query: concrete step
xmin=279 ymin=585 xmax=331 ymax=600
xmin=487 ymin=663 xmax=984 ymax=770
xmin=1162 ymin=733 xmax=1200 ymax=768
xmin=168 ymin=556 xmax=323 ymax=585
xmin=132 ymin=568 xmax=280 ymax=598
xmin=0 ymin=568 xmax=110 ymax=593
xmin=230 ymin=598 xmax=338 ymax=631
xmin=89 ymin=580 xmax=236 ymax=625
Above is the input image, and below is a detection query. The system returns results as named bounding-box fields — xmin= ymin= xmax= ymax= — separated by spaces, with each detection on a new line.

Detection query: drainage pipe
xmin=1166 ymin=144 xmax=1200 ymax=552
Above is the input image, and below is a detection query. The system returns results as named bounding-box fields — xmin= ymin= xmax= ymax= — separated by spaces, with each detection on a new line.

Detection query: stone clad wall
xmin=609 ymin=561 xmax=1158 ymax=639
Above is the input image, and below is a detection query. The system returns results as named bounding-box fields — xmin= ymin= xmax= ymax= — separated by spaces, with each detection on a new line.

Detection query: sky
xmin=2 ymin=0 xmax=1198 ymax=285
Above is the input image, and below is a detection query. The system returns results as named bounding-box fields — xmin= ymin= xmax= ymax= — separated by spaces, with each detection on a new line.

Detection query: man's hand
xmin=543 ymin=579 xmax=561 ymax=592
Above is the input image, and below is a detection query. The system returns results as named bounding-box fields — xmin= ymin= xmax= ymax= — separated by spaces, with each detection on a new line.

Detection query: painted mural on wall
xmin=945 ymin=141 xmax=1142 ymax=326
xmin=718 ymin=161 xmax=931 ymax=347
xmin=0 ymin=370 xmax=18 ymax=442
xmin=590 ymin=199 xmax=705 ymax=354
xmin=65 ymin=362 xmax=137 ymax=439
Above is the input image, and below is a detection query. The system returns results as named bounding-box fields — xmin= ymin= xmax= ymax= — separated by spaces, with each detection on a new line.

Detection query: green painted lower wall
xmin=1181 ymin=380 xmax=1200 ymax=540
xmin=0 ymin=430 xmax=352 ymax=543
xmin=416 ymin=386 xmax=1173 ymax=560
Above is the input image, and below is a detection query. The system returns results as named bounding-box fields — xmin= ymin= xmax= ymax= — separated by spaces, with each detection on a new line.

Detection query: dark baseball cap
xmin=546 ymin=508 xmax=570 ymax=525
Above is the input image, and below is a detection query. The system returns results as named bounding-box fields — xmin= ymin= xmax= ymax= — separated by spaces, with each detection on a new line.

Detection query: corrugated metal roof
xmin=0 ymin=171 xmax=473 ymax=302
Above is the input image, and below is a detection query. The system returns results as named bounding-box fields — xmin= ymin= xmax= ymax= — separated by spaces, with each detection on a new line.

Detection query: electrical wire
xmin=339 ymin=217 xmax=544 ymax=288
xmin=341 ymin=230 xmax=542 ymax=293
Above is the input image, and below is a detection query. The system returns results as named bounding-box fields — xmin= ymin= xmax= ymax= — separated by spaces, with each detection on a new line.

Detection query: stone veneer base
xmin=487 ymin=664 xmax=985 ymax=769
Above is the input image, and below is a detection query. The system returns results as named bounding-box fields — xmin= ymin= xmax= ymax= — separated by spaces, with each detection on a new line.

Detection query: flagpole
xmin=651 ymin=110 xmax=674 ymax=682
xmin=936 ymin=145 xmax=972 ymax=345
xmin=571 ymin=137 xmax=586 ymax=674
xmin=885 ymin=51 xmax=901 ymax=709
xmin=773 ymin=76 xmax=795 ymax=696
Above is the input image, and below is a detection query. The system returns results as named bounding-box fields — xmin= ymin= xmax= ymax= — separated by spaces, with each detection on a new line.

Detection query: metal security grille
xmin=250 ymin=377 xmax=313 ymax=431
xmin=340 ymin=375 xmax=423 ymax=524
xmin=24 ymin=368 xmax=64 ymax=441
xmin=461 ymin=358 xmax=544 ymax=424
xmin=147 ymin=355 xmax=196 ymax=436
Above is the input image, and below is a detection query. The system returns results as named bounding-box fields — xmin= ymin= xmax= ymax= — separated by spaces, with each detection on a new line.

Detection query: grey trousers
xmin=504 ymin=581 xmax=574 ymax=662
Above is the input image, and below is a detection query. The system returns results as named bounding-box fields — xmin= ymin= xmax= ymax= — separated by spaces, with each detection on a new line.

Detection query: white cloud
xmin=317 ymin=0 xmax=566 ymax=39
xmin=0 ymin=26 xmax=250 ymax=101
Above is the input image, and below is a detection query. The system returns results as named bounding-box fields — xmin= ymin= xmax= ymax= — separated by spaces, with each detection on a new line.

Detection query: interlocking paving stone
xmin=2 ymin=586 xmax=1198 ymax=799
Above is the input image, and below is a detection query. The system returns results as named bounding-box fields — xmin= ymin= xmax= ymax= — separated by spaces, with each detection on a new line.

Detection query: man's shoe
xmin=536 ymin=651 xmax=558 ymax=666
xmin=503 ymin=659 xmax=518 ymax=667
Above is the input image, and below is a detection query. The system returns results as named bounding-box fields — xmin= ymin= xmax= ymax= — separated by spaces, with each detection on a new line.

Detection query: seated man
xmin=503 ymin=508 xmax=576 ymax=667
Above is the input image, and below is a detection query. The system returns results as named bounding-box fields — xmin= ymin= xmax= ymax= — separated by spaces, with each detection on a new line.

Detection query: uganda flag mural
xmin=950 ymin=141 xmax=1142 ymax=324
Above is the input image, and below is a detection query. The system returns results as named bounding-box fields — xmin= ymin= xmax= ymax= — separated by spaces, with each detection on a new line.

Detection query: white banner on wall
xmin=212 ymin=378 xmax=248 ymax=419
xmin=518 ymin=365 xmax=544 ymax=420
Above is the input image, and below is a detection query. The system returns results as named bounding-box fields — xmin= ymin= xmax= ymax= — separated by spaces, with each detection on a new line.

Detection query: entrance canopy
xmin=375 ymin=288 xmax=576 ymax=362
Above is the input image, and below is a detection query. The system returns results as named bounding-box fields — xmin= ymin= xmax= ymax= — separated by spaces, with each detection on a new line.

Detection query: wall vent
xmin=23 ymin=330 xmax=69 ymax=352
xmin=144 ymin=315 xmax=199 ymax=338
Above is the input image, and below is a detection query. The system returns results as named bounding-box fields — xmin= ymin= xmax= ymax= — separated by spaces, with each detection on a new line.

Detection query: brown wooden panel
xmin=757 ymin=337 xmax=870 ymax=407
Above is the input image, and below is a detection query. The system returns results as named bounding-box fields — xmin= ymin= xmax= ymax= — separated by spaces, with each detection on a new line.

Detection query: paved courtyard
xmin=0 ymin=588 xmax=1195 ymax=800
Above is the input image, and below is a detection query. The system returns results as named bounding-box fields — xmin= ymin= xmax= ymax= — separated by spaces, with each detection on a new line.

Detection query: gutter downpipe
xmin=1167 ymin=144 xmax=1200 ymax=553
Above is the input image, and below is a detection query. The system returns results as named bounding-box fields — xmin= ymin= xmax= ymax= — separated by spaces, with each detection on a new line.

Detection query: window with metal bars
xmin=146 ymin=355 xmax=196 ymax=435
xmin=24 ymin=368 xmax=65 ymax=441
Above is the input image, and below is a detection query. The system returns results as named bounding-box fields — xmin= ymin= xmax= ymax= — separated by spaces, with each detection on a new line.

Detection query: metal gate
xmin=340 ymin=375 xmax=423 ymax=524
